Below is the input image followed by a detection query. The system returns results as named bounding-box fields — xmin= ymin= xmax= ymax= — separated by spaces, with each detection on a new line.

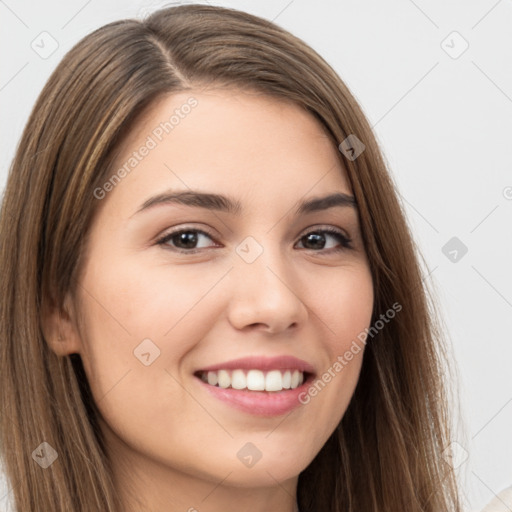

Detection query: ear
xmin=41 ymin=292 xmax=83 ymax=356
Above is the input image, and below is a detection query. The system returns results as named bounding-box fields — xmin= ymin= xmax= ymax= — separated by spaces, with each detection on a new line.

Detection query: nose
xmin=226 ymin=245 xmax=308 ymax=334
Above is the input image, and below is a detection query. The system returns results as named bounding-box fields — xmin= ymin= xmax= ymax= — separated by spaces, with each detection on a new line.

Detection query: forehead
xmin=103 ymin=87 xmax=352 ymax=216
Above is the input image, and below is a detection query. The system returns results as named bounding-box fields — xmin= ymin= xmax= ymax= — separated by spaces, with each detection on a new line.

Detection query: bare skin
xmin=44 ymin=87 xmax=374 ymax=512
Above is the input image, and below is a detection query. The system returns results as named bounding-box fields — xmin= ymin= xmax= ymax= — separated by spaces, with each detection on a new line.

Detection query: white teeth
xmin=207 ymin=371 xmax=218 ymax=386
xmin=291 ymin=369 xmax=300 ymax=388
xmin=217 ymin=369 xmax=230 ymax=388
xmin=198 ymin=369 xmax=306 ymax=392
xmin=282 ymin=370 xmax=291 ymax=389
xmin=247 ymin=370 xmax=265 ymax=390
xmin=265 ymin=370 xmax=282 ymax=392
xmin=231 ymin=369 xmax=246 ymax=390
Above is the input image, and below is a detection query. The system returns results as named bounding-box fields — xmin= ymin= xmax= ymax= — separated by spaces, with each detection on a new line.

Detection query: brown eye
xmin=156 ymin=228 xmax=218 ymax=253
xmin=296 ymin=228 xmax=353 ymax=252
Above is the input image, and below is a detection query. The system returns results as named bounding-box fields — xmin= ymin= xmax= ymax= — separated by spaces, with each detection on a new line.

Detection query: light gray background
xmin=1 ymin=1 xmax=511 ymax=511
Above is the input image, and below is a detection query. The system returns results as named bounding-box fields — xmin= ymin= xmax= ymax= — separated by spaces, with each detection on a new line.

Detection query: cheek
xmin=301 ymin=265 xmax=373 ymax=431
xmin=74 ymin=263 xmax=216 ymax=454
xmin=81 ymin=253 xmax=228 ymax=346
xmin=75 ymin=256 xmax=230 ymax=404
xmin=319 ymin=264 xmax=374 ymax=352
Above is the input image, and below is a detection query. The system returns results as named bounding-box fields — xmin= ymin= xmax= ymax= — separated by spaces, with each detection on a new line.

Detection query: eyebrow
xmin=131 ymin=189 xmax=357 ymax=218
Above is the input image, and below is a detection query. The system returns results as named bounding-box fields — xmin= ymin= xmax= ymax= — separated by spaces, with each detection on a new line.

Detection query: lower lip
xmin=194 ymin=374 xmax=314 ymax=416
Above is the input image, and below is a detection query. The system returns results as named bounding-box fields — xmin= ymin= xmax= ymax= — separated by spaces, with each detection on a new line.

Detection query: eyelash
xmin=155 ymin=226 xmax=354 ymax=255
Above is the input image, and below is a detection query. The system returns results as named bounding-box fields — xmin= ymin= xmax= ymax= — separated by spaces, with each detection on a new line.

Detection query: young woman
xmin=0 ymin=4 xmax=463 ymax=511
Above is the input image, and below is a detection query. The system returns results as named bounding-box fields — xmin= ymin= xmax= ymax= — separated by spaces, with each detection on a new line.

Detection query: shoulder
xmin=480 ymin=487 xmax=512 ymax=512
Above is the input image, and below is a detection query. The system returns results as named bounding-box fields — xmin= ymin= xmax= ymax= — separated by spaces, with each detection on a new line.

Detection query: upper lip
xmin=196 ymin=355 xmax=316 ymax=375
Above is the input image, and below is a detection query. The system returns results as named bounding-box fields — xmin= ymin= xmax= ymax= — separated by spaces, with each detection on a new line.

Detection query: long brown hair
xmin=0 ymin=4 xmax=463 ymax=511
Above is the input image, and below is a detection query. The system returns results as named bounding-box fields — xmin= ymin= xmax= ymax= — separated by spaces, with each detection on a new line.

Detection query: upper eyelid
xmin=160 ymin=223 xmax=351 ymax=235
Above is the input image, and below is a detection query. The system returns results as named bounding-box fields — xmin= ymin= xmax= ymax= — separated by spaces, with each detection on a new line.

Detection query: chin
xmin=222 ymin=454 xmax=311 ymax=487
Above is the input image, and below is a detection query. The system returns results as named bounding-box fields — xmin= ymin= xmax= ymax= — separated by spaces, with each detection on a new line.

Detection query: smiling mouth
xmin=194 ymin=369 xmax=313 ymax=393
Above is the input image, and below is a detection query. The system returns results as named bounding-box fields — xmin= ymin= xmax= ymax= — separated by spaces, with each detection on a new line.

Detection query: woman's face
xmin=64 ymin=88 xmax=374 ymax=505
